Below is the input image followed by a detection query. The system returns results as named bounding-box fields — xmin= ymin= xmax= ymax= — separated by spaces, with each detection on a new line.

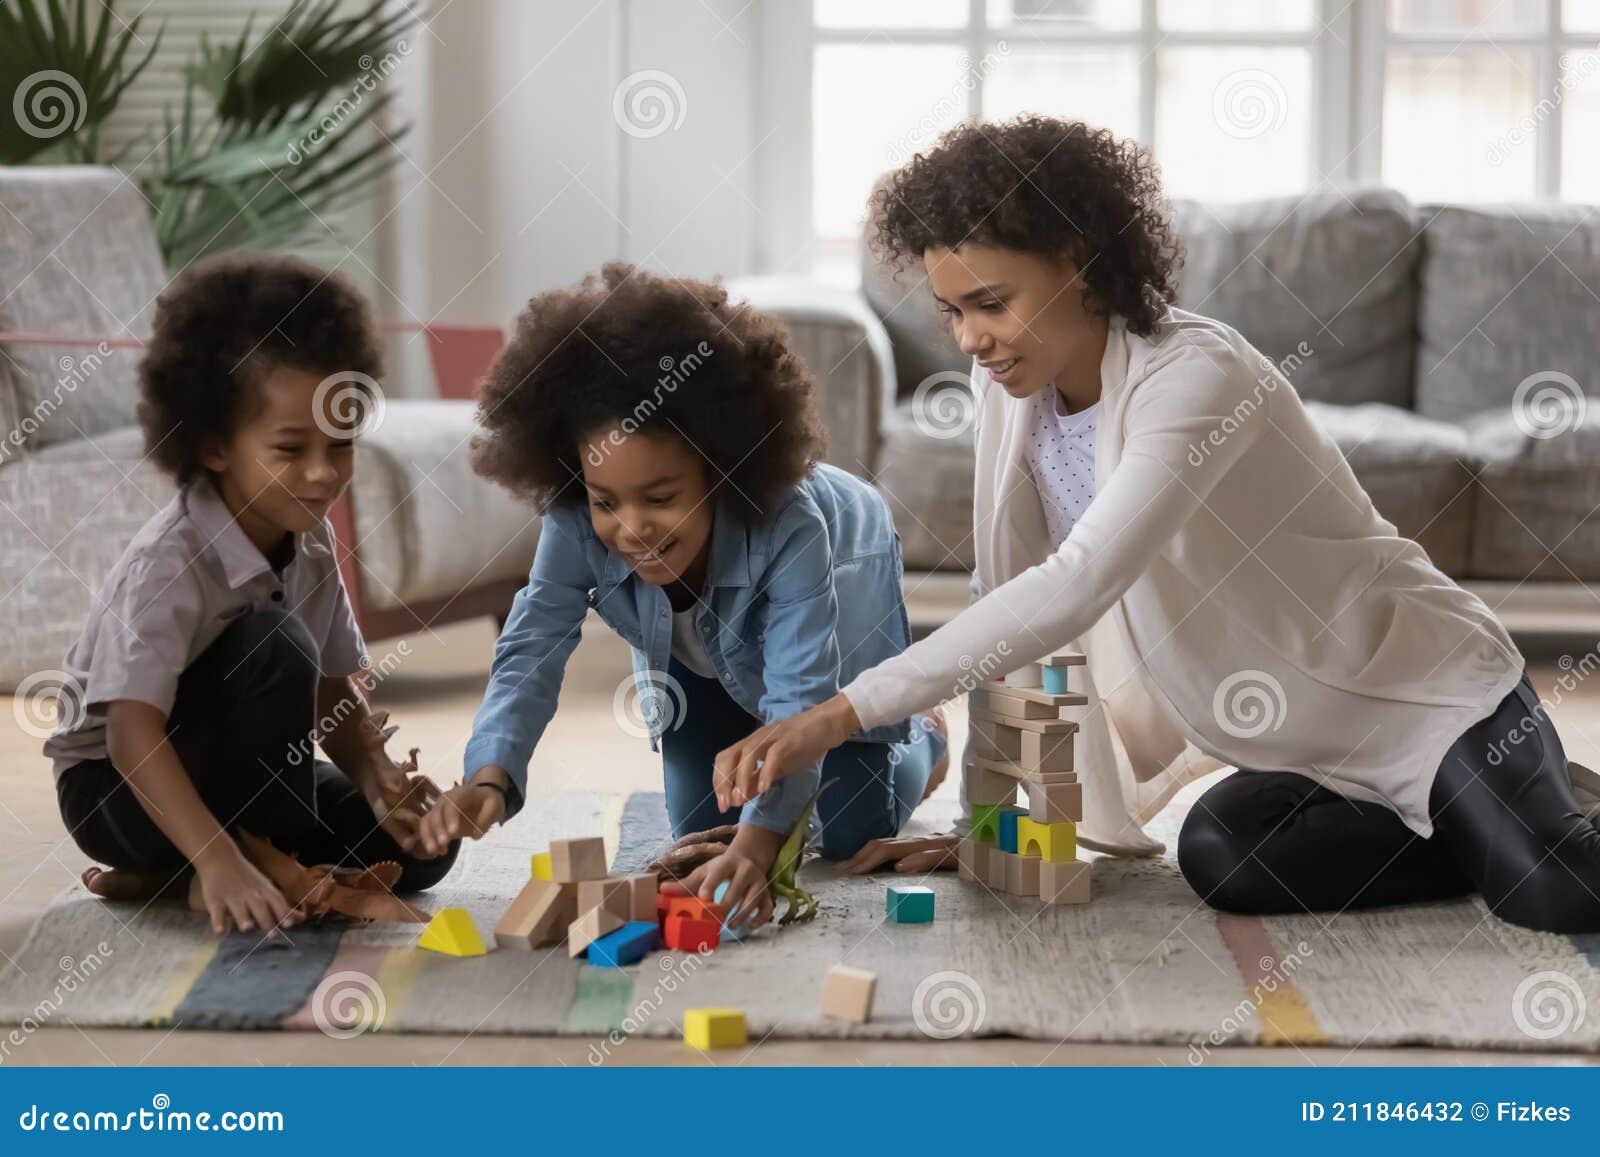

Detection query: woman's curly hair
xmin=471 ymin=262 xmax=825 ymax=520
xmin=868 ymin=116 xmax=1183 ymax=336
xmin=138 ymin=251 xmax=381 ymax=484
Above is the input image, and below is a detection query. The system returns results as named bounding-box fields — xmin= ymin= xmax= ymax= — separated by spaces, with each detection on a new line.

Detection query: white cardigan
xmin=843 ymin=307 xmax=1525 ymax=855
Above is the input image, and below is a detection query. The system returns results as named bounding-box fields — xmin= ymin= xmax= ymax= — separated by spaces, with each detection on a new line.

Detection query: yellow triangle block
xmin=530 ymin=852 xmax=553 ymax=881
xmin=418 ymin=908 xmax=487 ymax=957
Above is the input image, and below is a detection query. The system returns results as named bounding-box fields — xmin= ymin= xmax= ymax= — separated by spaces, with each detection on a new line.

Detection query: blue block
xmin=886 ymin=885 xmax=935 ymax=923
xmin=713 ymin=880 xmax=746 ymax=942
xmin=1041 ymin=666 xmax=1071 ymax=694
xmin=998 ymin=806 xmax=1028 ymax=854
xmin=587 ymin=921 xmax=660 ymax=968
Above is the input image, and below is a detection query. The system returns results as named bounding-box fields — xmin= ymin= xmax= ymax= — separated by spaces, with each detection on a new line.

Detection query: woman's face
xmin=923 ymin=242 xmax=1101 ymax=400
xmin=580 ymin=426 xmax=714 ymax=590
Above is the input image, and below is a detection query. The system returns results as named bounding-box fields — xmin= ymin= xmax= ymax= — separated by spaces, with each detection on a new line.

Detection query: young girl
xmin=45 ymin=253 xmax=456 ymax=936
xmin=708 ymin=115 xmax=1600 ymax=935
xmin=414 ymin=263 xmax=946 ymax=928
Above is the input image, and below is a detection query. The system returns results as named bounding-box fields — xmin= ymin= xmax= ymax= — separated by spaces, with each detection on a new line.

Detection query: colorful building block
xmin=568 ymin=907 xmax=624 ymax=957
xmin=587 ymin=921 xmax=661 ymax=968
xmin=530 ymin=851 xmax=553 ymax=881
xmin=664 ymin=914 xmax=721 ymax=953
xmin=1040 ymin=665 xmax=1071 ymax=694
xmin=665 ymin=895 xmax=726 ymax=924
xmin=970 ymin=803 xmax=1003 ymax=845
xmin=684 ymin=1008 xmax=746 ymax=1050
xmin=494 ymin=879 xmax=576 ymax=950
xmin=1016 ymin=816 xmax=1076 ymax=862
xmin=1005 ymin=851 xmax=1041 ymax=896
xmin=1040 ymin=858 xmax=1092 ymax=904
xmin=577 ymin=876 xmax=632 ymax=921
xmin=418 ymin=908 xmax=486 ymax=957
xmin=713 ymin=880 xmax=745 ymax=942
xmin=886 ymin=884 xmax=935 ymax=923
xmin=550 ymin=836 xmax=608 ymax=882
xmin=998 ymin=805 xmax=1028 ymax=853
xmin=820 ymin=964 xmax=877 ymax=1022
xmin=626 ymin=873 xmax=657 ymax=922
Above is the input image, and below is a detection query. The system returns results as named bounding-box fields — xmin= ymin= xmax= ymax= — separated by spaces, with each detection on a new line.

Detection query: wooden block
xmin=998 ymin=805 xmax=1027 ymax=853
xmin=664 ymin=914 xmax=721 ymax=953
xmin=577 ymin=876 xmax=632 ymax=921
xmin=530 ymin=851 xmax=553 ymax=881
xmin=972 ymin=687 xmax=1056 ymax=720
xmin=970 ymin=708 xmax=1076 ymax=735
xmin=970 ymin=803 xmax=1003 ymax=844
xmin=568 ymin=907 xmax=624 ymax=956
xmin=1016 ymin=816 xmax=1076 ymax=862
xmin=665 ymin=895 xmax=727 ymax=924
xmin=986 ymin=848 xmax=1012 ymax=891
xmin=968 ymin=764 xmax=1018 ymax=807
xmin=684 ymin=1008 xmax=746 ymax=1049
xmin=977 ymin=680 xmax=1086 ymax=710
xmin=550 ymin=837 xmax=607 ymax=882
xmin=973 ymin=756 xmax=1077 ymax=784
xmin=494 ymin=879 xmax=577 ymax=950
xmin=820 ymin=964 xmax=877 ymax=1022
xmin=1039 ymin=652 xmax=1086 ymax=667
xmin=957 ymin=838 xmax=991 ymax=882
xmin=1041 ymin=666 xmax=1071 ymax=694
xmin=1003 ymin=663 xmax=1043 ymax=688
xmin=588 ymin=921 xmax=660 ymax=967
xmin=1021 ymin=728 xmax=1076 ymax=773
xmin=626 ymin=873 xmax=657 ymax=922
xmin=971 ymin=716 xmax=1021 ymax=762
xmin=886 ymin=884 xmax=935 ymax=923
xmin=1005 ymin=852 xmax=1041 ymax=897
xmin=418 ymin=908 xmax=487 ymax=957
xmin=1040 ymin=858 xmax=1091 ymax=905
xmin=1027 ymin=780 xmax=1083 ymax=823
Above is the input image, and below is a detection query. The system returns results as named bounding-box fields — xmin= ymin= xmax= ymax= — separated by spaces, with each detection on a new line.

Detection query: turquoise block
xmin=587 ymin=921 xmax=660 ymax=967
xmin=1041 ymin=666 xmax=1070 ymax=694
xmin=998 ymin=806 xmax=1027 ymax=853
xmin=886 ymin=885 xmax=935 ymax=923
xmin=714 ymin=880 xmax=745 ymax=942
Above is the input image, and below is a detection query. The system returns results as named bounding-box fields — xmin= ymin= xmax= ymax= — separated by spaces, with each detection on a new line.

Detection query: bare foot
xmin=81 ymin=865 xmax=189 ymax=902
xmin=920 ymin=705 xmax=950 ymax=802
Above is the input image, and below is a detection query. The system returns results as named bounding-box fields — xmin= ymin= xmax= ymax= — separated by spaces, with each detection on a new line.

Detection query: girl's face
xmin=580 ymin=426 xmax=714 ymax=590
xmin=923 ymin=242 xmax=1102 ymax=401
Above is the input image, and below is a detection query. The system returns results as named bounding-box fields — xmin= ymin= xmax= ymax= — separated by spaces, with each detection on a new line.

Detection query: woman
xmin=700 ymin=116 xmax=1600 ymax=934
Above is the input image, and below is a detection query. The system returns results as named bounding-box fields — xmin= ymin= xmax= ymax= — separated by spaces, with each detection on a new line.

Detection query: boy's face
xmin=580 ymin=427 xmax=713 ymax=590
xmin=923 ymin=242 xmax=1100 ymax=401
xmin=200 ymin=365 xmax=362 ymax=546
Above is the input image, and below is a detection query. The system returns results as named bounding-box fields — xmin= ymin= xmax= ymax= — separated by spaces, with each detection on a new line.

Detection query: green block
xmin=886 ymin=885 xmax=935 ymax=924
xmin=970 ymin=803 xmax=1003 ymax=845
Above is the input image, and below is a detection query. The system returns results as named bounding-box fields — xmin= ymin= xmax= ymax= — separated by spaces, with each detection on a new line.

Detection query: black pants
xmin=57 ymin=610 xmax=457 ymax=893
xmin=1178 ymin=670 xmax=1600 ymax=933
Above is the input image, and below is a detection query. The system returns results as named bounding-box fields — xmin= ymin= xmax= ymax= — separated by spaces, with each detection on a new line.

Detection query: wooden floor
xmin=4 ymin=594 xmax=1599 ymax=1066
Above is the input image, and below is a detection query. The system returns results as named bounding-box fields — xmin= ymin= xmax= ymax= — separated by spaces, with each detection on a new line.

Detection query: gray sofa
xmin=0 ymin=166 xmax=540 ymax=690
xmin=732 ymin=188 xmax=1600 ymax=600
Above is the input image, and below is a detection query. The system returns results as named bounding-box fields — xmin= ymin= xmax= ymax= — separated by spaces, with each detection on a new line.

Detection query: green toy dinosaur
xmin=766 ymin=777 xmax=836 ymax=926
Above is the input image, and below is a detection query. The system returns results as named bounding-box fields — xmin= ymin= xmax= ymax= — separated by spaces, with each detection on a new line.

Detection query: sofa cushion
xmin=1171 ymin=188 xmax=1420 ymax=409
xmin=1301 ymin=401 xmax=1476 ymax=577
xmin=0 ymin=167 xmax=166 ymax=451
xmin=1414 ymin=202 xmax=1600 ymax=423
xmin=860 ymin=250 xmax=967 ymax=404
xmin=348 ymin=400 xmax=540 ymax=610
xmin=876 ymin=397 xmax=977 ymax=572
xmin=1460 ymin=408 xmax=1600 ymax=581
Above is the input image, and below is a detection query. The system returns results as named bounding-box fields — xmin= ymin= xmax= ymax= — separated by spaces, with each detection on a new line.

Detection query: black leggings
xmin=57 ymin=609 xmax=458 ymax=893
xmin=1177 ymin=671 xmax=1600 ymax=933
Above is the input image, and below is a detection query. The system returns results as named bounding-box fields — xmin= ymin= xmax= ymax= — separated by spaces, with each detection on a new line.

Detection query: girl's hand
xmin=839 ymin=833 xmax=960 ymax=876
xmin=662 ymin=824 xmax=784 ymax=930
xmin=193 ymin=845 xmax=299 ymax=936
xmin=415 ymin=782 xmax=504 ymax=857
xmin=712 ymin=694 xmax=861 ymax=810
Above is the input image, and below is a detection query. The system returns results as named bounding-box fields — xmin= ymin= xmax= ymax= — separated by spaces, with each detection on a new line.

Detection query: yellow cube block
xmin=530 ymin=852 xmax=553 ymax=881
xmin=684 ymin=1008 xmax=747 ymax=1050
xmin=1016 ymin=816 xmax=1076 ymax=862
xmin=418 ymin=908 xmax=487 ymax=957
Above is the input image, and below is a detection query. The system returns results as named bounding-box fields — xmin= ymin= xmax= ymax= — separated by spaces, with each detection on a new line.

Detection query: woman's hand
xmin=712 ymin=694 xmax=861 ymax=810
xmin=839 ymin=833 xmax=960 ymax=876
xmin=415 ymin=781 xmax=505 ymax=857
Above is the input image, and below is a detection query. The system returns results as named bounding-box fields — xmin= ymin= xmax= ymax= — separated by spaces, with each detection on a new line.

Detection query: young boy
xmin=44 ymin=252 xmax=457 ymax=936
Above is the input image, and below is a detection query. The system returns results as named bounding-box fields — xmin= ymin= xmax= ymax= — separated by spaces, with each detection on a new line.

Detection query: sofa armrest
xmin=725 ymin=275 xmax=895 ymax=478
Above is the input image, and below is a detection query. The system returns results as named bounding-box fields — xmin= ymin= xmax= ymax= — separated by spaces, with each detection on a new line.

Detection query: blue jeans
xmin=659 ymin=657 xmax=940 ymax=860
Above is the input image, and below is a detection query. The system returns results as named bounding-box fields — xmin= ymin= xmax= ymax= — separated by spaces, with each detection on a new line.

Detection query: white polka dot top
xmin=1026 ymin=385 xmax=1099 ymax=548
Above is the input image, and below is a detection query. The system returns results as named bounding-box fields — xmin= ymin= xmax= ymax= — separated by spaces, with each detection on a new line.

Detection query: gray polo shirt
xmin=43 ymin=475 xmax=368 ymax=779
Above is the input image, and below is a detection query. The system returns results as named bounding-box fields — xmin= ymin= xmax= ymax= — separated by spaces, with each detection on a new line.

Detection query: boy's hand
xmin=193 ymin=844 xmax=299 ymax=936
xmin=415 ymin=781 xmax=504 ymax=857
xmin=664 ymin=824 xmax=784 ymax=930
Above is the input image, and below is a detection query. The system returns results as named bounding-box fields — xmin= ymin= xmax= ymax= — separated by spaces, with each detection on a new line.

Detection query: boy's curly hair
xmin=868 ymin=116 xmax=1183 ymax=336
xmin=138 ymin=251 xmax=381 ymax=484
xmin=471 ymin=262 xmax=825 ymax=521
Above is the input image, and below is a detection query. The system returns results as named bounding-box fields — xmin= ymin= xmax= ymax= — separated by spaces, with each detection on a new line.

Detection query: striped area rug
xmin=3 ymin=790 xmax=1599 ymax=1052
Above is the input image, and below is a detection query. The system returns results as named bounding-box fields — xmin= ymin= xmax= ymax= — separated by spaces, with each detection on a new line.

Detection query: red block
xmin=656 ymin=892 xmax=673 ymax=928
xmin=664 ymin=915 xmax=721 ymax=953
xmin=665 ymin=896 xmax=726 ymax=924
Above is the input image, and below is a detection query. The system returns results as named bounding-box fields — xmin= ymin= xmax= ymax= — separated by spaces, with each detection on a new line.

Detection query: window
xmin=770 ymin=0 xmax=1600 ymax=280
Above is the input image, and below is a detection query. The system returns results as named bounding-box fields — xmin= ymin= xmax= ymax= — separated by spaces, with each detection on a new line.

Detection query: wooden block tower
xmin=957 ymin=651 xmax=1092 ymax=905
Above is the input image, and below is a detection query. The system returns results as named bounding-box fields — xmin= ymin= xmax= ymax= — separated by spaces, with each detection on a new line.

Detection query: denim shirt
xmin=463 ymin=462 xmax=914 ymax=832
